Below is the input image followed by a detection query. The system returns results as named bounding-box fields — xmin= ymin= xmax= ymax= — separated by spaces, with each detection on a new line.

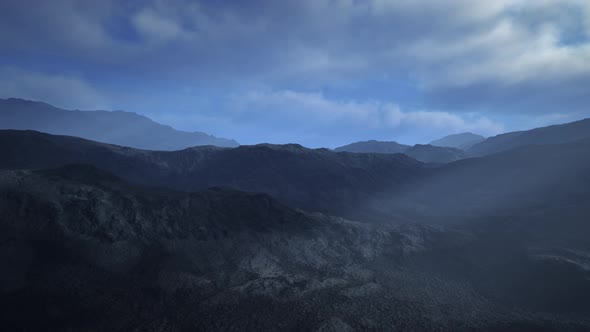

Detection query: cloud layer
xmin=1 ymin=0 xmax=589 ymax=146
xmin=0 ymin=67 xmax=108 ymax=110
xmin=148 ymin=89 xmax=503 ymax=147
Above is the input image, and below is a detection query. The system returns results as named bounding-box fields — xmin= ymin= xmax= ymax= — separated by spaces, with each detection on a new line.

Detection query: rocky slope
xmin=1 ymin=165 xmax=589 ymax=331
xmin=5 ymin=129 xmax=590 ymax=227
xmin=0 ymin=130 xmax=424 ymax=223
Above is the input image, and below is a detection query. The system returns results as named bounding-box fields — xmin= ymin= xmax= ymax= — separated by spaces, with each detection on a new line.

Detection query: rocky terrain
xmin=2 ymin=0 xmax=589 ymax=329
xmin=2 ymin=130 xmax=590 ymax=225
xmin=0 ymin=130 xmax=424 ymax=223
xmin=1 ymin=118 xmax=590 ymax=330
xmin=1 ymin=165 xmax=589 ymax=331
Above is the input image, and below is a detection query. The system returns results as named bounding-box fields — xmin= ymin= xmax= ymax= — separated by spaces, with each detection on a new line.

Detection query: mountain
xmin=391 ymin=138 xmax=590 ymax=225
xmin=2 ymin=130 xmax=590 ymax=228
xmin=0 ymin=98 xmax=238 ymax=150
xmin=430 ymin=132 xmax=485 ymax=150
xmin=1 ymin=164 xmax=589 ymax=331
xmin=404 ymin=144 xmax=464 ymax=163
xmin=334 ymin=140 xmax=464 ymax=163
xmin=334 ymin=140 xmax=410 ymax=154
xmin=0 ymin=130 xmax=424 ymax=223
xmin=466 ymin=118 xmax=590 ymax=157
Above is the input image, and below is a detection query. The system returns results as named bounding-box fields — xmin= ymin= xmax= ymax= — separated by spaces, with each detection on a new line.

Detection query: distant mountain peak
xmin=334 ymin=140 xmax=410 ymax=154
xmin=334 ymin=140 xmax=465 ymax=163
xmin=466 ymin=118 xmax=590 ymax=157
xmin=0 ymin=97 xmax=239 ymax=150
xmin=430 ymin=132 xmax=485 ymax=150
xmin=404 ymin=144 xmax=464 ymax=163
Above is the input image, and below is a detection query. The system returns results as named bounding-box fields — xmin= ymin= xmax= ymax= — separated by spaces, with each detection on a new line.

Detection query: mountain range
xmin=0 ymin=130 xmax=423 ymax=223
xmin=1 ymin=124 xmax=589 ymax=224
xmin=2 ymin=99 xmax=590 ymax=330
xmin=429 ymin=132 xmax=485 ymax=150
xmin=334 ymin=140 xmax=410 ymax=154
xmin=0 ymin=98 xmax=238 ymax=150
xmin=403 ymin=144 xmax=464 ymax=163
xmin=466 ymin=118 xmax=590 ymax=156
xmin=334 ymin=140 xmax=465 ymax=163
xmin=335 ymin=119 xmax=590 ymax=164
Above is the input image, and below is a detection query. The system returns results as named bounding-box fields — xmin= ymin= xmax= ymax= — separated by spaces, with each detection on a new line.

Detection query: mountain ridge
xmin=430 ymin=132 xmax=485 ymax=150
xmin=466 ymin=118 xmax=590 ymax=156
xmin=404 ymin=144 xmax=465 ymax=163
xmin=334 ymin=140 xmax=465 ymax=163
xmin=0 ymin=98 xmax=239 ymax=150
xmin=334 ymin=140 xmax=410 ymax=154
xmin=3 ymin=129 xmax=590 ymax=226
xmin=0 ymin=129 xmax=424 ymax=223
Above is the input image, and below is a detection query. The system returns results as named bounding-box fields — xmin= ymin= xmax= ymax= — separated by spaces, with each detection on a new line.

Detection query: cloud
xmin=142 ymin=88 xmax=503 ymax=147
xmin=3 ymin=0 xmax=589 ymax=84
xmin=132 ymin=8 xmax=187 ymax=44
xmin=408 ymin=12 xmax=590 ymax=88
xmin=226 ymin=89 xmax=503 ymax=146
xmin=0 ymin=1 xmax=128 ymax=57
xmin=0 ymin=0 xmax=588 ymax=144
xmin=236 ymin=90 xmax=500 ymax=132
xmin=0 ymin=67 xmax=109 ymax=110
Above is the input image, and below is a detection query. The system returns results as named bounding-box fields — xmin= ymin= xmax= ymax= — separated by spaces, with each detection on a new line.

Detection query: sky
xmin=1 ymin=0 xmax=590 ymax=148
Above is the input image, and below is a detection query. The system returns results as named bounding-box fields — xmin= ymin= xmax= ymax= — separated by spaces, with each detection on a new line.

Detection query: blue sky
xmin=1 ymin=0 xmax=589 ymax=147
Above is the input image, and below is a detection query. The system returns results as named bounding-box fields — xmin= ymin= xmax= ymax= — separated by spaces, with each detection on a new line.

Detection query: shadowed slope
xmin=0 ymin=130 xmax=423 ymax=222
xmin=1 ymin=165 xmax=589 ymax=331
xmin=2 ymin=130 xmax=590 ymax=226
